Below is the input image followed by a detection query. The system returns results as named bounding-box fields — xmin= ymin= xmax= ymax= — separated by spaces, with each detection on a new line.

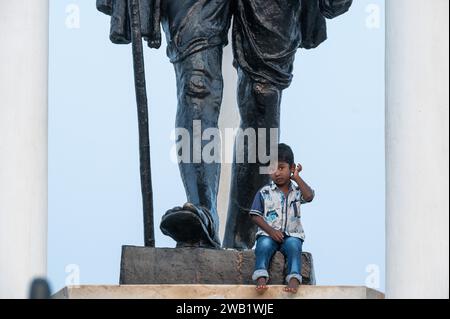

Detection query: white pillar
xmin=218 ymin=30 xmax=239 ymax=242
xmin=0 ymin=0 xmax=49 ymax=298
xmin=386 ymin=0 xmax=449 ymax=298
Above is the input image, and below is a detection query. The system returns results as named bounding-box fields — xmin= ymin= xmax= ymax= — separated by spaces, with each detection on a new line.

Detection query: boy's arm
xmin=291 ymin=164 xmax=315 ymax=203
xmin=249 ymin=191 xmax=284 ymax=243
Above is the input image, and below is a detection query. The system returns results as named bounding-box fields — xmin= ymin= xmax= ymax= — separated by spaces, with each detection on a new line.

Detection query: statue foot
xmin=160 ymin=203 xmax=221 ymax=249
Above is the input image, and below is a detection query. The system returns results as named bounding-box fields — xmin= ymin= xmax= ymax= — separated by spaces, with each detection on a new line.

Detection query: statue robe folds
xmin=96 ymin=0 xmax=162 ymax=48
xmin=233 ymin=0 xmax=352 ymax=89
xmin=96 ymin=0 xmax=352 ymax=59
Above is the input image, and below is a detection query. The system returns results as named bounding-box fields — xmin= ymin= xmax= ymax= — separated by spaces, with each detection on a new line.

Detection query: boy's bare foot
xmin=283 ymin=278 xmax=300 ymax=293
xmin=255 ymin=277 xmax=268 ymax=293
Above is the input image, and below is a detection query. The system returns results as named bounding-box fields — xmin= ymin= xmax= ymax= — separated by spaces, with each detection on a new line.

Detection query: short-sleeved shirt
xmin=250 ymin=181 xmax=315 ymax=241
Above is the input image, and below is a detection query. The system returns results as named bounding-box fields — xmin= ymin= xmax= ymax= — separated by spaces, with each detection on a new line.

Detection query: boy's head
xmin=278 ymin=143 xmax=294 ymax=167
xmin=270 ymin=143 xmax=296 ymax=187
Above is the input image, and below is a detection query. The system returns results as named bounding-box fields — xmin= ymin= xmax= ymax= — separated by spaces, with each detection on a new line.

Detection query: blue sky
xmin=48 ymin=0 xmax=385 ymax=293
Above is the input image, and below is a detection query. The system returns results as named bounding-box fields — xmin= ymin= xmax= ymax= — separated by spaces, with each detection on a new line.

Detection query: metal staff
xmin=128 ymin=0 xmax=154 ymax=247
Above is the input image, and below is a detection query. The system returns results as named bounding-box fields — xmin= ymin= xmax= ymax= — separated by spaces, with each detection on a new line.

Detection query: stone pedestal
xmin=55 ymin=246 xmax=384 ymax=299
xmin=120 ymin=246 xmax=315 ymax=285
xmin=54 ymin=285 xmax=384 ymax=299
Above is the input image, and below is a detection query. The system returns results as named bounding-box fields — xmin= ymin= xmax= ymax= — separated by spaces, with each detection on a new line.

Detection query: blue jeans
xmin=252 ymin=235 xmax=303 ymax=284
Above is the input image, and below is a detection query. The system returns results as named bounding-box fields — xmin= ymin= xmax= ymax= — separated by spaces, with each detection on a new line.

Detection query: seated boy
xmin=250 ymin=143 xmax=315 ymax=293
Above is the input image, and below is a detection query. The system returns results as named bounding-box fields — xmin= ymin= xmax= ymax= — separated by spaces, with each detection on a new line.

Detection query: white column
xmin=386 ymin=0 xmax=449 ymax=299
xmin=0 ymin=0 xmax=49 ymax=299
xmin=218 ymin=30 xmax=239 ymax=242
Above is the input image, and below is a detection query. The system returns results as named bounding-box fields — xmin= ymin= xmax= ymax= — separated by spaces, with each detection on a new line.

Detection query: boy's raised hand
xmin=291 ymin=163 xmax=303 ymax=180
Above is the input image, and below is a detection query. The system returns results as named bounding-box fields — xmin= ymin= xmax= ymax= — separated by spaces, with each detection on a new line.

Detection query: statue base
xmin=54 ymin=246 xmax=385 ymax=299
xmin=119 ymin=246 xmax=315 ymax=285
xmin=54 ymin=285 xmax=384 ymax=299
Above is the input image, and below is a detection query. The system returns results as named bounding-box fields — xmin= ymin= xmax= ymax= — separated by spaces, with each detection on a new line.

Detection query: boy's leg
xmin=160 ymin=47 xmax=224 ymax=248
xmin=280 ymin=236 xmax=303 ymax=293
xmin=253 ymin=235 xmax=279 ymax=290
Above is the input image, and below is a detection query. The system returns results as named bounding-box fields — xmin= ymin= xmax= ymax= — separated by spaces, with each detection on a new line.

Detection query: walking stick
xmin=128 ymin=0 xmax=154 ymax=247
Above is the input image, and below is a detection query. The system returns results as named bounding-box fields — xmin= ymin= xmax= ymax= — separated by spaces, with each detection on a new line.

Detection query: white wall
xmin=0 ymin=0 xmax=49 ymax=298
xmin=386 ymin=0 xmax=449 ymax=298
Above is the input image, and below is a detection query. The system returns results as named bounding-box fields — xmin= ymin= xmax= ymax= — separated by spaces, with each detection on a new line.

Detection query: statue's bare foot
xmin=255 ymin=277 xmax=268 ymax=293
xmin=283 ymin=278 xmax=300 ymax=294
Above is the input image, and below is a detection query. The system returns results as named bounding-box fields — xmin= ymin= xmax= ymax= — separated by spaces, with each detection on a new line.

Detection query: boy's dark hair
xmin=278 ymin=143 xmax=294 ymax=166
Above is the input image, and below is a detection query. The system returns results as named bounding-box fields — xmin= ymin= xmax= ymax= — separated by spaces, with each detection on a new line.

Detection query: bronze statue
xmin=97 ymin=0 xmax=352 ymax=250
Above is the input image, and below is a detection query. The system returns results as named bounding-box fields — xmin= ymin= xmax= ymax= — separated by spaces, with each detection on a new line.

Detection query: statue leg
xmin=223 ymin=69 xmax=282 ymax=249
xmin=160 ymin=47 xmax=224 ymax=249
